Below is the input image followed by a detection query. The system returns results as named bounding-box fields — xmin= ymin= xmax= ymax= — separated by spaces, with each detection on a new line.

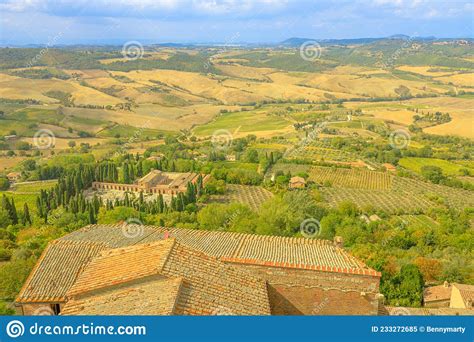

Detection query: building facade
xmin=92 ymin=170 xmax=209 ymax=195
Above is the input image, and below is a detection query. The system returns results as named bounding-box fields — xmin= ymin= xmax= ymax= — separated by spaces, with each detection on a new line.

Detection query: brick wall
xmin=230 ymin=263 xmax=380 ymax=292
xmin=268 ymin=285 xmax=379 ymax=315
xmin=18 ymin=303 xmax=63 ymax=315
xmin=228 ymin=263 xmax=381 ymax=315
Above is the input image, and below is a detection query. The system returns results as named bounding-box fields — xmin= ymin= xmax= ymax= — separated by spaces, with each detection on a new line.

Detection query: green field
xmin=11 ymin=180 xmax=57 ymax=193
xmin=0 ymin=192 xmax=39 ymax=213
xmin=209 ymin=161 xmax=260 ymax=171
xmin=8 ymin=107 xmax=62 ymax=123
xmin=399 ymin=157 xmax=473 ymax=176
xmin=193 ymin=110 xmax=292 ymax=136
xmin=97 ymin=124 xmax=166 ymax=139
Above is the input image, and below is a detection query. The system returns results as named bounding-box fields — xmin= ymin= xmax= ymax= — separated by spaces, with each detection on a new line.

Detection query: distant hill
xmin=280 ymin=37 xmax=381 ymax=46
xmin=280 ymin=35 xmax=466 ymax=47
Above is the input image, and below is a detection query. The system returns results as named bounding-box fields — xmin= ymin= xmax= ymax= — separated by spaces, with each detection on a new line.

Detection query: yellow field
xmin=216 ymin=64 xmax=274 ymax=81
xmin=299 ymin=72 xmax=446 ymax=98
xmin=65 ymin=69 xmax=111 ymax=79
xmin=0 ymin=156 xmax=28 ymax=171
xmin=2 ymin=56 xmax=472 ymax=139
xmin=20 ymin=137 xmax=109 ymax=150
xmin=397 ymin=65 xmax=455 ymax=77
xmin=407 ymin=97 xmax=474 ymax=139
xmin=363 ymin=108 xmax=415 ymax=125
xmin=0 ymin=75 xmax=122 ymax=106
xmin=434 ymin=73 xmax=474 ymax=87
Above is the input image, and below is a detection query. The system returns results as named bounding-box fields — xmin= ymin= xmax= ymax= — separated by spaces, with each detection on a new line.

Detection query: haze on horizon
xmin=0 ymin=0 xmax=473 ymax=46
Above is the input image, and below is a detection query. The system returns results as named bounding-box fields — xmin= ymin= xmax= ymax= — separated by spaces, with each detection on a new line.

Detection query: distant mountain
xmin=280 ymin=37 xmax=381 ymax=46
xmin=280 ymin=35 xmax=448 ymax=47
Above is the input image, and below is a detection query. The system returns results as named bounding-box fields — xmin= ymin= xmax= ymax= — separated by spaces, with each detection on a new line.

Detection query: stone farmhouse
xmin=423 ymin=281 xmax=474 ymax=309
xmin=92 ymin=170 xmax=210 ymax=195
xmin=289 ymin=176 xmax=306 ymax=189
xmin=16 ymin=224 xmax=383 ymax=316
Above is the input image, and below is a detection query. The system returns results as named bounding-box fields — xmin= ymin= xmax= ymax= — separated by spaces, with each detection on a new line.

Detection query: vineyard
xmin=265 ymin=163 xmax=312 ymax=179
xmin=319 ymin=187 xmax=434 ymax=214
xmin=318 ymin=175 xmax=474 ymax=214
xmin=392 ymin=177 xmax=474 ymax=209
xmin=395 ymin=215 xmax=439 ymax=229
xmin=309 ymin=166 xmax=393 ymax=190
xmin=286 ymin=145 xmax=354 ymax=162
xmin=209 ymin=184 xmax=274 ymax=210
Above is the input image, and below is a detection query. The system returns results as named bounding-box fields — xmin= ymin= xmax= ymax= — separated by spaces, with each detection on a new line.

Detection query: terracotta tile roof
xmin=16 ymin=240 xmax=107 ymax=303
xmin=137 ymin=170 xmax=162 ymax=184
xmin=60 ymin=224 xmax=159 ymax=248
xmin=423 ymin=283 xmax=452 ymax=303
xmin=163 ymin=241 xmax=270 ymax=315
xmin=61 ymin=225 xmax=379 ymax=276
xmin=67 ymin=240 xmax=175 ymax=297
xmin=289 ymin=176 xmax=306 ymax=184
xmin=142 ymin=228 xmax=376 ymax=275
xmin=18 ymin=225 xmax=381 ymax=314
xmin=62 ymin=239 xmax=270 ymax=315
xmin=61 ymin=277 xmax=183 ymax=315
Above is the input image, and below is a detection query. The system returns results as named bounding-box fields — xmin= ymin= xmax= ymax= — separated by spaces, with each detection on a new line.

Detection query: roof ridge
xmin=54 ymin=239 xmax=108 ymax=248
xmin=97 ymin=239 xmax=175 ymax=258
xmin=52 ymin=224 xmax=378 ymax=274
xmin=163 ymin=239 xmax=269 ymax=284
xmin=161 ymin=225 xmax=332 ymax=245
xmin=219 ymin=257 xmax=381 ymax=277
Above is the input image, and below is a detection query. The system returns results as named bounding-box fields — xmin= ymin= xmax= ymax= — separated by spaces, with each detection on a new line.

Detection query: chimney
xmin=334 ymin=236 xmax=343 ymax=248
xmin=163 ymin=230 xmax=170 ymax=239
xmin=443 ymin=281 xmax=449 ymax=288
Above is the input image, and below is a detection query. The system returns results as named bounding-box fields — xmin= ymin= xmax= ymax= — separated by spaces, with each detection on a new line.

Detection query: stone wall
xmin=228 ymin=263 xmax=381 ymax=315
xmin=17 ymin=303 xmax=64 ymax=315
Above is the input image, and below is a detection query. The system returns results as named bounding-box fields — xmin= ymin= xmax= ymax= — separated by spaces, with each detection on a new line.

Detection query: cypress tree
xmin=9 ymin=198 xmax=18 ymax=224
xmin=88 ymin=205 xmax=96 ymax=224
xmin=123 ymin=163 xmax=130 ymax=184
xmin=23 ymin=203 xmax=32 ymax=225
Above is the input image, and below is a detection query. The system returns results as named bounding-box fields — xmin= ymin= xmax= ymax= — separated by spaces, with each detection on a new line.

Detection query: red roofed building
xmin=289 ymin=176 xmax=306 ymax=189
xmin=16 ymin=224 xmax=382 ymax=316
xmin=424 ymin=282 xmax=474 ymax=309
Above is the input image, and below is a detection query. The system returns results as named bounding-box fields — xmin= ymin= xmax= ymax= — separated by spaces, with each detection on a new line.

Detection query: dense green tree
xmin=22 ymin=203 xmax=31 ymax=226
xmin=381 ymin=264 xmax=424 ymax=307
xmin=0 ymin=177 xmax=10 ymax=191
xmin=421 ymin=165 xmax=445 ymax=184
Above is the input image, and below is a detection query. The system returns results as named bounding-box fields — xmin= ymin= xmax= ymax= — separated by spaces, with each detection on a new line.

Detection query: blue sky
xmin=0 ymin=0 xmax=472 ymax=45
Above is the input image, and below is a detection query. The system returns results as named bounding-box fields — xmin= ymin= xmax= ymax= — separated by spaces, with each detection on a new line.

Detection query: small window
xmin=51 ymin=304 xmax=61 ymax=315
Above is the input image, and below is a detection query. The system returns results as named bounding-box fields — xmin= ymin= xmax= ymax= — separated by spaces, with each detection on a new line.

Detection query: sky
xmin=0 ymin=0 xmax=473 ymax=45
